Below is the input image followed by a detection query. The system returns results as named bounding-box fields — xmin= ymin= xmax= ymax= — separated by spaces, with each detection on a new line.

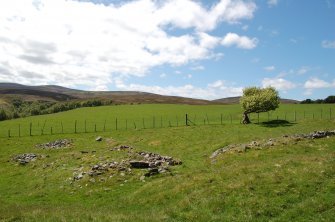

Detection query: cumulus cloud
xmin=116 ymin=79 xmax=243 ymax=100
xmin=303 ymin=77 xmax=335 ymax=95
xmin=263 ymin=66 xmax=275 ymax=72
xmin=262 ymin=77 xmax=296 ymax=91
xmin=304 ymin=78 xmax=335 ymax=89
xmin=0 ymin=0 xmax=257 ymax=90
xmin=221 ymin=32 xmax=258 ymax=49
xmin=322 ymin=40 xmax=335 ymax=48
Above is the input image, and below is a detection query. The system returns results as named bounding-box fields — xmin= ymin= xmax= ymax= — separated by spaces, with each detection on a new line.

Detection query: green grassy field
xmin=0 ymin=104 xmax=334 ymax=221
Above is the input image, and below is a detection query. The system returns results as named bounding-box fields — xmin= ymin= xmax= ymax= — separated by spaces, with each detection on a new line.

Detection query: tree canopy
xmin=240 ymin=87 xmax=280 ymax=124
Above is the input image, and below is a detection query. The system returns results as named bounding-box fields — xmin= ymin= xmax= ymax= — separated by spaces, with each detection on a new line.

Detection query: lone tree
xmin=240 ymin=86 xmax=280 ymax=124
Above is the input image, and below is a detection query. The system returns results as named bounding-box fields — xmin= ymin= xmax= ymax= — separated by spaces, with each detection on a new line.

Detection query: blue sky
xmin=0 ymin=0 xmax=334 ymax=100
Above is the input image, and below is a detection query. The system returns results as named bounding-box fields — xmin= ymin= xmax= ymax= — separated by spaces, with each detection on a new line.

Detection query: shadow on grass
xmin=258 ymin=120 xmax=296 ymax=128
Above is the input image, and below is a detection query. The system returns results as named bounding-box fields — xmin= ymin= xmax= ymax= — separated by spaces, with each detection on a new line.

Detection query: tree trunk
xmin=242 ymin=112 xmax=251 ymax=124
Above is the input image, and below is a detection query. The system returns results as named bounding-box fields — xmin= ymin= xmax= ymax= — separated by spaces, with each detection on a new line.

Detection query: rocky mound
xmin=13 ymin=153 xmax=38 ymax=165
xmin=36 ymin=139 xmax=72 ymax=149
xmin=211 ymin=130 xmax=335 ymax=160
xmin=73 ymin=146 xmax=182 ymax=181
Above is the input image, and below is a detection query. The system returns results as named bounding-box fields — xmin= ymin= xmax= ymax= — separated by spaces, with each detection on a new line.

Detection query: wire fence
xmin=1 ymin=108 xmax=334 ymax=138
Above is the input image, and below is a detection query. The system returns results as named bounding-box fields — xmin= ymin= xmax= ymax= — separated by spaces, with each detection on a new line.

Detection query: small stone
xmin=96 ymin=136 xmax=103 ymax=142
xmin=140 ymin=175 xmax=145 ymax=181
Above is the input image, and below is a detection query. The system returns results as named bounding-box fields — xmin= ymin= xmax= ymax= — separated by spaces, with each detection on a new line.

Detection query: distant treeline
xmin=300 ymin=95 xmax=335 ymax=104
xmin=0 ymin=98 xmax=112 ymax=121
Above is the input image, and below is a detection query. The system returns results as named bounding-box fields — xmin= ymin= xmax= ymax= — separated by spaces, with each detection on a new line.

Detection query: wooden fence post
xmin=51 ymin=127 xmax=53 ymax=135
xmin=143 ymin=118 xmax=145 ymax=129
xmin=230 ymin=114 xmax=232 ymax=124
xmin=18 ymin=124 xmax=21 ymax=137
xmin=115 ymin=118 xmax=118 ymax=130
xmin=75 ymin=120 xmax=77 ymax=133
xmin=153 ymin=116 xmax=155 ymax=128
xmin=206 ymin=114 xmax=209 ymax=124
xmin=29 ymin=122 xmax=32 ymax=136
xmin=185 ymin=114 xmax=188 ymax=126
xmin=94 ymin=124 xmax=97 ymax=132
xmin=61 ymin=122 xmax=64 ymax=134
xmin=104 ymin=120 xmax=106 ymax=132
xmin=220 ymin=114 xmax=223 ymax=125
xmin=133 ymin=122 xmax=137 ymax=129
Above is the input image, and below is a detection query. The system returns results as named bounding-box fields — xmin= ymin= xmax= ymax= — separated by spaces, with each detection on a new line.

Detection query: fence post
xmin=18 ymin=124 xmax=21 ymax=137
xmin=230 ymin=114 xmax=232 ymax=124
xmin=94 ymin=124 xmax=97 ymax=132
xmin=61 ymin=122 xmax=64 ymax=134
xmin=75 ymin=120 xmax=77 ymax=133
xmin=133 ymin=122 xmax=137 ymax=129
xmin=294 ymin=111 xmax=296 ymax=122
xmin=104 ymin=120 xmax=106 ymax=132
xmin=51 ymin=127 xmax=53 ymax=135
xmin=143 ymin=118 xmax=145 ymax=129
xmin=206 ymin=114 xmax=209 ymax=125
xmin=220 ymin=114 xmax=223 ymax=125
xmin=185 ymin=114 xmax=188 ymax=126
xmin=153 ymin=116 xmax=155 ymax=128
xmin=8 ymin=129 xmax=10 ymax=138
xmin=29 ymin=122 xmax=32 ymax=136
xmin=115 ymin=118 xmax=118 ymax=130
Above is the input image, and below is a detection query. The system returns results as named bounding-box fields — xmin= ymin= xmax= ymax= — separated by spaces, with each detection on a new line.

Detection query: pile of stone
xmin=73 ymin=148 xmax=182 ymax=181
xmin=210 ymin=130 xmax=335 ymax=160
xmin=13 ymin=153 xmax=38 ymax=165
xmin=36 ymin=139 xmax=72 ymax=149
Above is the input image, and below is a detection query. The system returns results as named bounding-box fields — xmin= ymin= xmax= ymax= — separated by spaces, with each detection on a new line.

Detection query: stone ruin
xmin=36 ymin=139 xmax=72 ymax=149
xmin=73 ymin=145 xmax=182 ymax=181
xmin=13 ymin=153 xmax=38 ymax=165
xmin=211 ymin=130 xmax=335 ymax=160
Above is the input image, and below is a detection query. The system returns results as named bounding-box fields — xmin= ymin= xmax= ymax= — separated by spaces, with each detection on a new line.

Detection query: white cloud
xmin=221 ymin=32 xmax=258 ymax=49
xmin=322 ymin=40 xmax=335 ymax=48
xmin=116 ymin=80 xmax=243 ymax=100
xmin=267 ymin=0 xmax=278 ymax=7
xmin=0 ymin=0 xmax=257 ymax=90
xmin=242 ymin=25 xmax=249 ymax=31
xmin=159 ymin=73 xmax=166 ymax=78
xmin=263 ymin=66 xmax=275 ymax=72
xmin=304 ymin=78 xmax=335 ymax=89
xmin=303 ymin=77 xmax=335 ymax=95
xmin=262 ymin=78 xmax=296 ymax=91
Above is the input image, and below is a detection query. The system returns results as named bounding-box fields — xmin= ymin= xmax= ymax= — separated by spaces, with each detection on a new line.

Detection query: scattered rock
xmin=13 ymin=153 xmax=38 ymax=164
xmin=36 ymin=139 xmax=72 ymax=149
xmin=211 ymin=129 xmax=335 ymax=160
xmin=96 ymin=136 xmax=103 ymax=142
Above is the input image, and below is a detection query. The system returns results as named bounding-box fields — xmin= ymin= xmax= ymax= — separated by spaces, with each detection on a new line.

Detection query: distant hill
xmin=213 ymin=96 xmax=300 ymax=104
xmin=0 ymin=83 xmax=215 ymax=105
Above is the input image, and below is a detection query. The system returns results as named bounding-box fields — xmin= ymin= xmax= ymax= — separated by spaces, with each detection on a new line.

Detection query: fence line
xmin=1 ymin=108 xmax=334 ymax=138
